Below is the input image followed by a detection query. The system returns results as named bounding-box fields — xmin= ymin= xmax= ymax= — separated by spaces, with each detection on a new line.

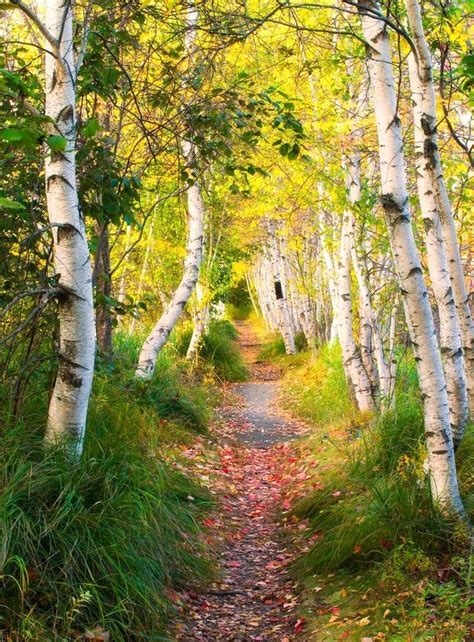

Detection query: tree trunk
xmin=406 ymin=0 xmax=472 ymax=433
xmin=136 ymin=162 xmax=204 ymax=378
xmin=351 ymin=245 xmax=393 ymax=408
xmin=359 ymin=0 xmax=464 ymax=515
xmin=337 ymin=209 xmax=376 ymax=411
xmin=407 ymin=53 xmax=468 ymax=445
xmin=186 ymin=282 xmax=209 ymax=361
xmin=44 ymin=0 xmax=95 ymax=455
xmin=93 ymin=222 xmax=113 ymax=356
xmin=135 ymin=4 xmax=204 ymax=379
xmin=267 ymin=222 xmax=296 ymax=354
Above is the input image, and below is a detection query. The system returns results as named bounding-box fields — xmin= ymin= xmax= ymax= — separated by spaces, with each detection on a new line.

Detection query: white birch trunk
xmin=388 ymin=298 xmax=399 ymax=405
xmin=406 ymin=0 xmax=471 ymax=435
xmin=359 ymin=0 xmax=464 ymax=515
xmin=136 ymin=162 xmax=204 ymax=378
xmin=267 ymin=223 xmax=296 ymax=354
xmin=43 ymin=0 xmax=95 ymax=455
xmin=321 ymin=223 xmax=339 ymax=345
xmin=337 ymin=208 xmax=376 ymax=411
xmin=351 ymin=246 xmax=393 ymax=408
xmin=407 ymin=52 xmax=468 ymax=446
xmin=135 ymin=5 xmax=204 ymax=379
xmin=186 ymin=282 xmax=209 ymax=361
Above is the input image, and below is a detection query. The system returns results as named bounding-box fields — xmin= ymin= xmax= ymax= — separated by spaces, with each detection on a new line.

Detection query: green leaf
xmin=82 ymin=118 xmax=101 ymax=138
xmin=0 ymin=128 xmax=25 ymax=142
xmin=287 ymin=143 xmax=300 ymax=160
xmin=0 ymin=197 xmax=26 ymax=210
xmin=46 ymin=135 xmax=67 ymax=152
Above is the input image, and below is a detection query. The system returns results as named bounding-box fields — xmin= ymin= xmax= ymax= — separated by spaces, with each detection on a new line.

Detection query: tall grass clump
xmin=0 ymin=335 xmax=218 ymax=640
xmin=0 ymin=383 xmax=214 ymax=641
xmin=284 ymin=342 xmax=356 ymax=427
xmin=113 ymin=332 xmax=211 ymax=433
xmin=176 ymin=320 xmax=248 ymax=382
xmin=285 ymin=347 xmax=473 ymax=574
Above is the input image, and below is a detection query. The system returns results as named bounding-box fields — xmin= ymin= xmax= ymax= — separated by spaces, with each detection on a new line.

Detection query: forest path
xmin=175 ymin=321 xmax=308 ymax=641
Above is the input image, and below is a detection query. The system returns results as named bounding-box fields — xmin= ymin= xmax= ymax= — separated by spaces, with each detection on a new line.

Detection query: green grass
xmin=0 ymin=336 xmax=219 ymax=640
xmin=280 ymin=346 xmax=474 ymax=640
xmin=175 ymin=320 xmax=248 ymax=382
xmin=258 ymin=331 xmax=310 ymax=360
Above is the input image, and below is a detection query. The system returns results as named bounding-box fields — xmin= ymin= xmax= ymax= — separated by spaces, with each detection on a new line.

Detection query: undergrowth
xmin=277 ymin=343 xmax=474 ymax=640
xmin=175 ymin=319 xmax=248 ymax=382
xmin=0 ymin=334 xmax=219 ymax=640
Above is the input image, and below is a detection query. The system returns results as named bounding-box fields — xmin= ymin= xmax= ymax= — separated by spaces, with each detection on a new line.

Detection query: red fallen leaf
xmin=282 ymin=498 xmax=292 ymax=510
xmin=353 ymin=544 xmax=362 ymax=553
xmin=330 ymin=607 xmax=341 ymax=615
xmin=380 ymin=539 xmax=392 ymax=550
xmin=294 ymin=618 xmax=306 ymax=633
xmin=202 ymin=518 xmax=215 ymax=528
xmin=228 ymin=561 xmax=241 ymax=567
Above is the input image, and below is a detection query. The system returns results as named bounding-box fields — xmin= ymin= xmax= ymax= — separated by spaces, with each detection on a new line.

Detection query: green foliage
xmin=111 ymin=333 xmax=211 ymax=433
xmin=0 ymin=400 xmax=214 ymax=641
xmin=0 ymin=326 xmax=219 ymax=639
xmin=296 ymin=344 xmax=354 ymax=427
xmin=175 ymin=320 xmax=248 ymax=382
xmin=258 ymin=334 xmax=286 ymax=359
xmin=225 ymin=302 xmax=253 ymax=321
xmin=284 ymin=347 xmax=473 ymax=638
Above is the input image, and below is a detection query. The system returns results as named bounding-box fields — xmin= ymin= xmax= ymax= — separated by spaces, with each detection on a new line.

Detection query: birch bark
xmin=358 ymin=0 xmax=464 ymax=514
xmin=135 ymin=4 xmax=204 ymax=379
xmin=186 ymin=282 xmax=209 ymax=361
xmin=267 ymin=223 xmax=296 ymax=354
xmin=407 ymin=52 xmax=468 ymax=445
xmin=351 ymin=246 xmax=393 ymax=407
xmin=337 ymin=207 xmax=376 ymax=411
xmin=406 ymin=0 xmax=471 ymax=433
xmin=43 ymin=0 xmax=95 ymax=455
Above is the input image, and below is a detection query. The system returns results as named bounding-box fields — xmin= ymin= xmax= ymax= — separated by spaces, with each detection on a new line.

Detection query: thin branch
xmin=75 ymin=0 xmax=94 ymax=77
xmin=9 ymin=0 xmax=59 ymax=52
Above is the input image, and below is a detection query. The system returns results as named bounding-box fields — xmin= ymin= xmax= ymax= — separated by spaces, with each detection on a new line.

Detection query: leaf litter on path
xmin=174 ymin=322 xmax=310 ymax=641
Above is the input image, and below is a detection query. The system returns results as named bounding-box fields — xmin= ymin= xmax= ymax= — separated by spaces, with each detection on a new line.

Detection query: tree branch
xmin=9 ymin=0 xmax=59 ymax=53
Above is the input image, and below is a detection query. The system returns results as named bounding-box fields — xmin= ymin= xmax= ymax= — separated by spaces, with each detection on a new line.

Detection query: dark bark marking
xmin=47 ymin=173 xmax=75 ymax=191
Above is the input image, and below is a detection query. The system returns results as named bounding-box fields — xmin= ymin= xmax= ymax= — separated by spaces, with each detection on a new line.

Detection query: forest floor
xmin=174 ymin=321 xmax=310 ymax=641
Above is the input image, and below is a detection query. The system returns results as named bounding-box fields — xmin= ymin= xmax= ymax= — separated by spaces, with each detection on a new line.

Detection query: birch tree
xmin=357 ymin=0 xmax=464 ymax=515
xmin=135 ymin=4 xmax=204 ymax=379
xmin=10 ymin=0 xmax=96 ymax=454
xmin=337 ymin=204 xmax=376 ymax=411
xmin=405 ymin=0 xmax=473 ymax=429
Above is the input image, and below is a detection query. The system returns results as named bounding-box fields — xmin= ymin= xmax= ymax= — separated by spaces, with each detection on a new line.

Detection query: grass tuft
xmin=281 ymin=345 xmax=473 ymax=639
xmin=0 ymin=338 xmax=217 ymax=640
xmin=175 ymin=320 xmax=248 ymax=382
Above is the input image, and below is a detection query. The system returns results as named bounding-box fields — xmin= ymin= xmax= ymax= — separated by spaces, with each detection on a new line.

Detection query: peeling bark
xmin=44 ymin=0 xmax=95 ymax=455
xmin=406 ymin=0 xmax=472 ymax=430
xmin=359 ymin=0 xmax=464 ymax=515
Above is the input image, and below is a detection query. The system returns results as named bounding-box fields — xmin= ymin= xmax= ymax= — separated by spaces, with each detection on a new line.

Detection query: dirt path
xmin=175 ymin=322 xmax=307 ymax=641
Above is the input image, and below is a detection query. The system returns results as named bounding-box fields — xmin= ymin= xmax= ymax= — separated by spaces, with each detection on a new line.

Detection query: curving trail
xmin=175 ymin=322 xmax=308 ymax=641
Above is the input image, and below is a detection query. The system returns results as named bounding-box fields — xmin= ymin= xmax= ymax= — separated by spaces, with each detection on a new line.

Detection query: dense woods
xmin=0 ymin=0 xmax=472 ymax=639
